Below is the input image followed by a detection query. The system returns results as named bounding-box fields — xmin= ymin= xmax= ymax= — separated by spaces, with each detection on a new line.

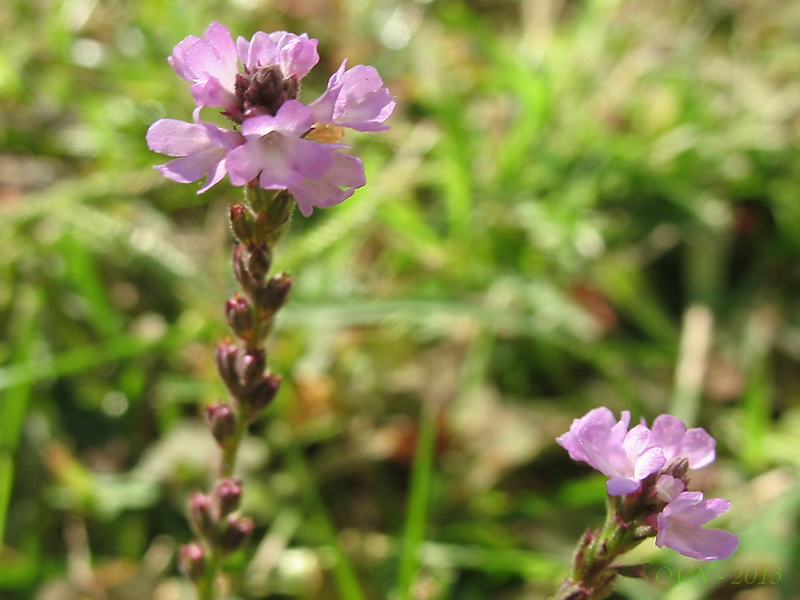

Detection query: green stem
xmin=397 ymin=402 xmax=437 ymax=600
xmin=219 ymin=410 xmax=248 ymax=479
xmin=549 ymin=497 xmax=647 ymax=600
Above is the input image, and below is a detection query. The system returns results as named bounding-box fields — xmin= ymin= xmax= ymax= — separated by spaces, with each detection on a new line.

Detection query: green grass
xmin=2 ymin=0 xmax=800 ymax=598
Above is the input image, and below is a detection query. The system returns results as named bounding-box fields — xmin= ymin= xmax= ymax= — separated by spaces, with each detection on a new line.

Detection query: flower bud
xmin=215 ymin=478 xmax=243 ymax=517
xmin=247 ymin=243 xmax=272 ymax=283
xmin=219 ymin=515 xmax=254 ymax=554
xmin=239 ymin=65 xmax=299 ymax=117
xmin=243 ymin=372 xmax=281 ymax=419
xmin=258 ymin=272 xmax=294 ymax=318
xmin=232 ymin=244 xmax=257 ymax=297
xmin=188 ymin=493 xmax=216 ymax=540
xmin=230 ymin=204 xmax=255 ymax=245
xmin=206 ymin=402 xmax=237 ymax=446
xmin=180 ymin=542 xmax=206 ymax=582
xmin=215 ymin=342 xmax=242 ymax=397
xmin=240 ymin=349 xmax=267 ymax=390
xmin=225 ymin=294 xmax=254 ymax=341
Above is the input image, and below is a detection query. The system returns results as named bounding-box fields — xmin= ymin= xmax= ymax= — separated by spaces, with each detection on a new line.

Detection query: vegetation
xmin=1 ymin=0 xmax=799 ymax=598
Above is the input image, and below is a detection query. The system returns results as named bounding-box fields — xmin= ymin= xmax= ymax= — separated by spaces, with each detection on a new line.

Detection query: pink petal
xmin=146 ymin=119 xmax=209 ymax=156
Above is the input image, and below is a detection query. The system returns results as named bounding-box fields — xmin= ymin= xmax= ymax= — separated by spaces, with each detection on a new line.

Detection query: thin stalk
xmin=397 ymin=402 xmax=438 ymax=600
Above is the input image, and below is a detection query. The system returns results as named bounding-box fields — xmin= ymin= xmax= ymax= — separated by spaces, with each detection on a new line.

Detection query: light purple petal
xmin=169 ymin=22 xmax=239 ymax=110
xmin=650 ymin=415 xmax=686 ymax=456
xmin=607 ymin=476 xmax=641 ymax=496
xmin=275 ymin=32 xmax=318 ymax=79
xmin=556 ymin=407 xmax=617 ymax=463
xmin=311 ymin=60 xmax=395 ymax=132
xmin=227 ymin=133 xmax=332 ymax=189
xmin=241 ymin=101 xmax=315 ymax=139
xmin=238 ymin=31 xmax=319 ymax=78
xmin=239 ymin=31 xmax=280 ymax=70
xmin=654 ymin=475 xmax=685 ymax=502
xmin=633 ymin=446 xmax=665 ymax=481
xmin=681 ymin=428 xmax=716 ymax=469
xmin=656 ymin=493 xmax=739 ymax=560
xmin=649 ymin=414 xmax=716 ymax=469
xmin=290 ymin=151 xmax=365 ymax=217
xmin=146 ymin=119 xmax=210 ymax=156
xmin=147 ymin=117 xmax=242 ymax=192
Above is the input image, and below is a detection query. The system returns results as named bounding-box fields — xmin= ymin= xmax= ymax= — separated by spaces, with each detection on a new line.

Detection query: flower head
xmin=655 ymin=491 xmax=739 ymax=560
xmin=556 ymin=408 xmax=665 ymax=495
xmin=148 ymin=22 xmax=394 ymax=214
xmin=168 ymin=22 xmax=318 ymax=120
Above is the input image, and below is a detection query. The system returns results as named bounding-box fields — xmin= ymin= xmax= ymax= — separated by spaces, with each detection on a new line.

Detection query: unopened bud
xmin=243 ymin=372 xmax=282 ymax=419
xmin=180 ymin=542 xmax=206 ymax=582
xmin=258 ymin=272 xmax=294 ymax=318
xmin=215 ymin=342 xmax=242 ymax=397
xmin=219 ymin=515 xmax=254 ymax=554
xmin=247 ymin=244 xmax=272 ymax=283
xmin=230 ymin=204 xmax=255 ymax=245
xmin=240 ymin=350 xmax=267 ymax=390
xmin=664 ymin=457 xmax=690 ymax=480
xmin=225 ymin=294 xmax=254 ymax=341
xmin=216 ymin=478 xmax=243 ymax=517
xmin=206 ymin=402 xmax=237 ymax=446
xmin=188 ymin=493 xmax=216 ymax=540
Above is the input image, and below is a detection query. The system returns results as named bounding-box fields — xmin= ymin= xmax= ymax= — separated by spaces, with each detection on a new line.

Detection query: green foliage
xmin=2 ymin=0 xmax=800 ymax=599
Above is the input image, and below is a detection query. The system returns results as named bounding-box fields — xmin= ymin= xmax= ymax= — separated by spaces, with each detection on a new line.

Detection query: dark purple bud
xmin=246 ymin=243 xmax=272 ymax=283
xmin=244 ymin=372 xmax=282 ymax=419
xmin=188 ymin=493 xmax=216 ymax=540
xmin=180 ymin=542 xmax=206 ymax=581
xmin=215 ymin=342 xmax=242 ymax=397
xmin=232 ymin=245 xmax=256 ymax=296
xmin=219 ymin=515 xmax=254 ymax=554
xmin=225 ymin=293 xmax=254 ymax=341
xmin=258 ymin=272 xmax=294 ymax=318
xmin=206 ymin=402 xmax=237 ymax=446
xmin=230 ymin=204 xmax=254 ymax=245
xmin=215 ymin=478 xmax=243 ymax=517
xmin=240 ymin=65 xmax=299 ymax=117
xmin=664 ymin=457 xmax=690 ymax=481
xmin=240 ymin=349 xmax=266 ymax=389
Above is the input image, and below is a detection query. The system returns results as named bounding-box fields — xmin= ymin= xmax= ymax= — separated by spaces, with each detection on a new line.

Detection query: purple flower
xmin=311 ymin=60 xmax=396 ymax=132
xmin=168 ymin=22 xmax=318 ymax=116
xmin=225 ymin=100 xmax=366 ymax=216
xmin=150 ymin=22 xmax=393 ymax=214
xmin=556 ymin=408 xmax=665 ymax=496
xmin=655 ymin=491 xmax=739 ymax=560
xmin=648 ymin=414 xmax=716 ymax=469
xmin=146 ymin=111 xmax=244 ymax=192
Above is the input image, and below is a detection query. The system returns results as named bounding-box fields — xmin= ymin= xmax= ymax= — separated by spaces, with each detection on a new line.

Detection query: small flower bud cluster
xmin=180 ymin=479 xmax=254 ymax=583
xmin=551 ymin=408 xmax=739 ymax=600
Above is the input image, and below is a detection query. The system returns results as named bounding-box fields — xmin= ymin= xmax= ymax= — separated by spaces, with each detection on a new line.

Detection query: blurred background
xmin=1 ymin=0 xmax=799 ymax=598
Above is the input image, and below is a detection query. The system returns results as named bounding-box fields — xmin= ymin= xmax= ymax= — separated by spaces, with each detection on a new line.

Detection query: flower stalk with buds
xmin=147 ymin=22 xmax=394 ymax=599
xmin=550 ymin=408 xmax=739 ymax=600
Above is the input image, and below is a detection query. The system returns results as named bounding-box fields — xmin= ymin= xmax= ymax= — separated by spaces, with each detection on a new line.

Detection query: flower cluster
xmin=557 ymin=408 xmax=738 ymax=561
xmin=146 ymin=22 xmax=395 ymax=216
